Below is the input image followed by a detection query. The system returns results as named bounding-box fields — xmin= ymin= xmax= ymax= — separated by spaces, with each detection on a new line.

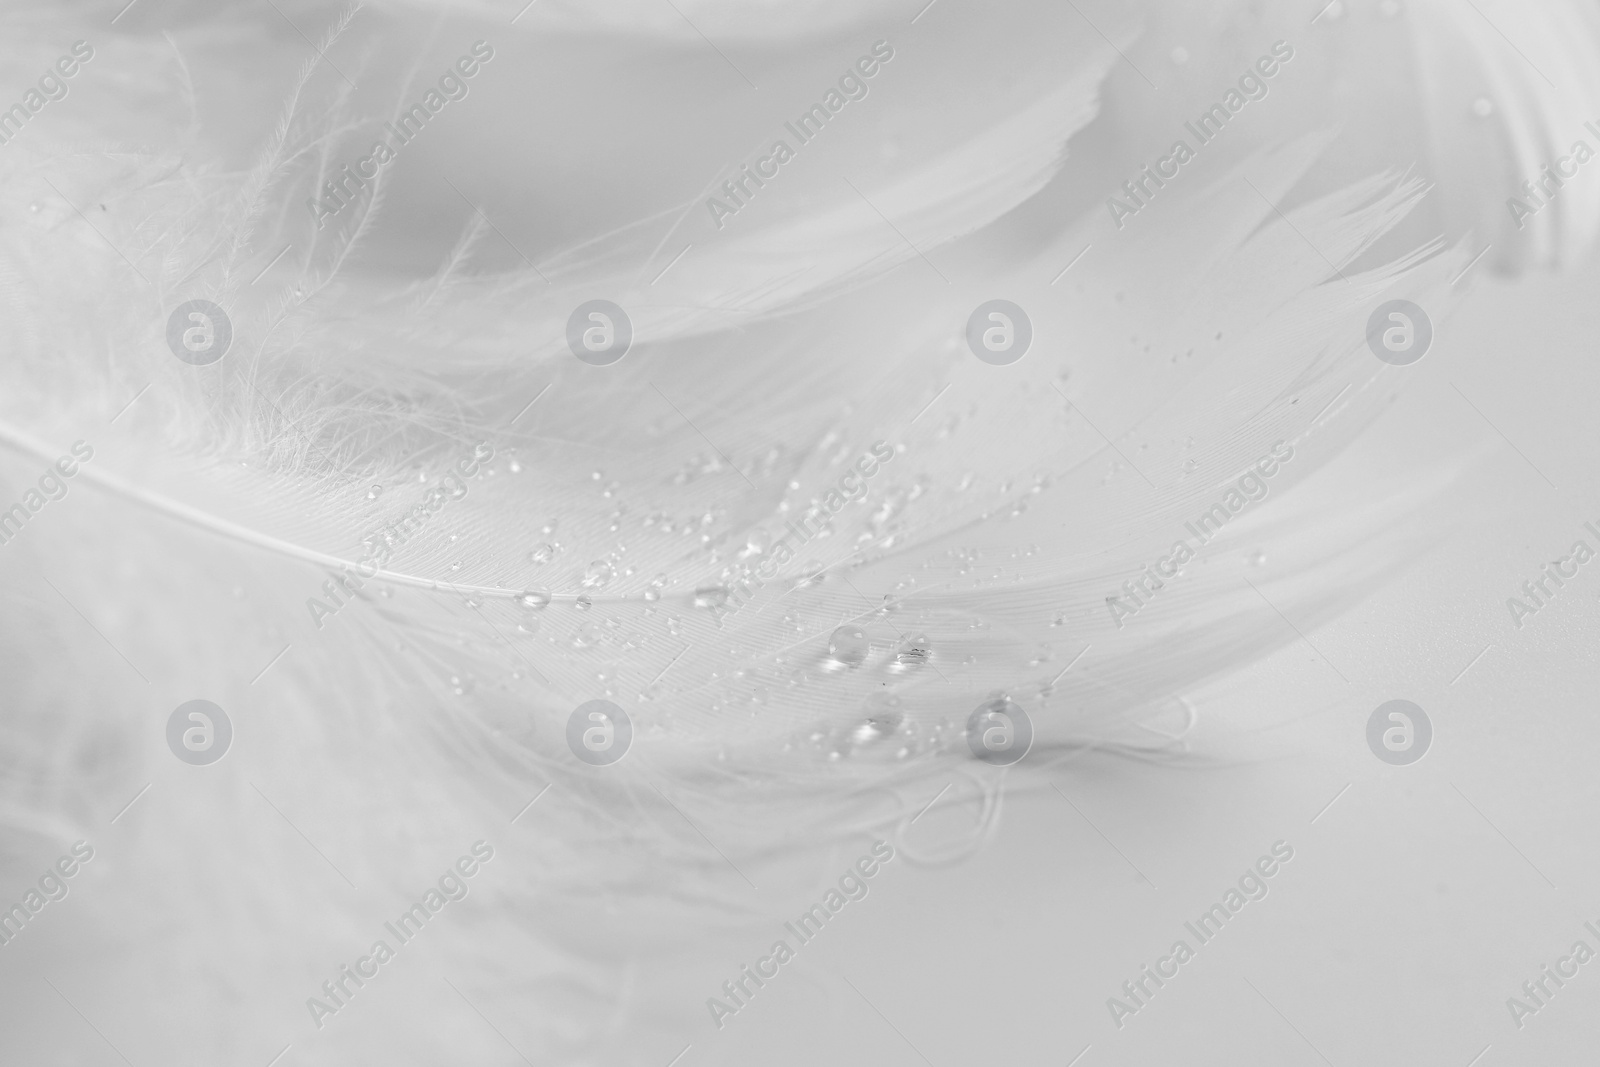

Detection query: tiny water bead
xmin=517 ymin=591 xmax=550 ymax=610
xmin=827 ymin=626 xmax=869 ymax=669
xmin=366 ymin=485 xmax=382 ymax=500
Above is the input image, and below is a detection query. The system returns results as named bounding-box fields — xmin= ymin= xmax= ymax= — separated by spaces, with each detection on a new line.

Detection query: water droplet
xmin=517 ymin=619 xmax=539 ymax=635
xmin=575 ymin=595 xmax=592 ymax=610
xmin=462 ymin=596 xmax=481 ymax=609
xmin=583 ymin=560 xmax=615 ymax=588
xmin=643 ymin=587 xmax=661 ymax=602
xmin=851 ymin=715 xmax=899 ymax=744
xmin=449 ymin=560 xmax=462 ymax=571
xmin=1249 ymin=550 xmax=1267 ymax=567
xmin=694 ymin=586 xmax=728 ymax=609
xmin=827 ymin=626 xmax=869 ymax=669
xmin=366 ymin=485 xmax=382 ymax=500
xmin=541 ymin=520 xmax=558 ymax=535
xmin=889 ymin=635 xmax=931 ymax=673
xmin=529 ymin=543 xmax=555 ymax=565
xmin=591 ymin=470 xmax=603 ymax=481
xmin=508 ymin=459 xmax=522 ymax=473
xmin=517 ymin=590 xmax=550 ymax=610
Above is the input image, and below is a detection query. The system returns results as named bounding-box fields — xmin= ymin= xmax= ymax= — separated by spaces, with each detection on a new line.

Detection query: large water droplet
xmin=583 ymin=560 xmax=615 ymax=588
xmin=517 ymin=590 xmax=550 ymax=610
xmin=889 ymin=634 xmax=931 ymax=673
xmin=827 ymin=626 xmax=869 ymax=669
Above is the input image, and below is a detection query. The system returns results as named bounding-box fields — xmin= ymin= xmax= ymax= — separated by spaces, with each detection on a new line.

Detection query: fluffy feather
xmin=1 ymin=1 xmax=1595 ymax=1063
